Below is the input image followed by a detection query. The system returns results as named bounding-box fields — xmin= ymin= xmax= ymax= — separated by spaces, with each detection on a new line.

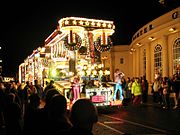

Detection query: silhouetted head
xmin=45 ymin=88 xmax=60 ymax=107
xmin=70 ymin=98 xmax=98 ymax=128
xmin=47 ymin=94 xmax=67 ymax=118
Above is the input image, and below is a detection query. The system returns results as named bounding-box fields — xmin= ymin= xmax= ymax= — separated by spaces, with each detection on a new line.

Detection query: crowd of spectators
xmin=0 ymin=73 xmax=179 ymax=135
xmin=0 ymin=80 xmax=98 ymax=135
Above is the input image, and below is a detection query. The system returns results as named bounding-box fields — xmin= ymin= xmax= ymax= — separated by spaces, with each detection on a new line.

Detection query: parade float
xmin=19 ymin=17 xmax=122 ymax=108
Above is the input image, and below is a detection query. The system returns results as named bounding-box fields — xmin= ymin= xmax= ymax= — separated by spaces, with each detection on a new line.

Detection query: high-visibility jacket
xmin=132 ymin=81 xmax=142 ymax=96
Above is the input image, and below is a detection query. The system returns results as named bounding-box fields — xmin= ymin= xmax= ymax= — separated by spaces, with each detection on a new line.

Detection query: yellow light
xmin=136 ymin=43 xmax=140 ymax=46
xmin=108 ymin=24 xmax=111 ymax=28
xmin=99 ymin=70 xmax=103 ymax=75
xmin=83 ymin=65 xmax=88 ymax=70
xmin=79 ymin=20 xmax=83 ymax=25
xmin=97 ymin=22 xmax=101 ymax=27
xmin=58 ymin=17 xmax=114 ymax=30
xmin=104 ymin=70 xmax=110 ymax=75
xmin=85 ymin=21 xmax=89 ymax=26
xmin=65 ymin=20 xmax=69 ymax=25
xmin=86 ymin=70 xmax=91 ymax=76
xmin=69 ymin=72 xmax=74 ymax=76
xmin=91 ymin=22 xmax=95 ymax=26
xmin=98 ymin=64 xmax=102 ymax=69
xmin=35 ymin=53 xmax=40 ymax=57
xmin=113 ymin=25 xmax=115 ymax=29
xmin=169 ymin=28 xmax=176 ymax=32
xmin=73 ymin=20 xmax=77 ymax=25
xmin=51 ymin=69 xmax=57 ymax=76
xmin=88 ymin=64 xmax=91 ymax=68
xmin=148 ymin=37 xmax=154 ymax=40
xmin=41 ymin=47 xmax=45 ymax=52
xmin=91 ymin=65 xmax=95 ymax=69
xmin=92 ymin=70 xmax=97 ymax=75
xmin=79 ymin=71 xmax=85 ymax=76
xmin=102 ymin=23 xmax=106 ymax=27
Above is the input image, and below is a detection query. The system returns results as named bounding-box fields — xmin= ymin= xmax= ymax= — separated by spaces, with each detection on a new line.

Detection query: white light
xmin=65 ymin=20 xmax=69 ymax=25
xmin=169 ymin=28 xmax=176 ymax=32
xmin=91 ymin=22 xmax=95 ymax=26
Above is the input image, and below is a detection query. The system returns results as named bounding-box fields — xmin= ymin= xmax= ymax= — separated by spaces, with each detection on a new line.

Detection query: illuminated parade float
xmin=19 ymin=17 xmax=122 ymax=107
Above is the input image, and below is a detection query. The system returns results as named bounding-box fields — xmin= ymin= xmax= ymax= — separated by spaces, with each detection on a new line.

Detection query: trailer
xmin=18 ymin=17 xmax=123 ymax=108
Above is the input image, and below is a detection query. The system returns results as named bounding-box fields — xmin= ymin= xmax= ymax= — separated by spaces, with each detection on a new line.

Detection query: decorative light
xmin=65 ymin=20 xmax=69 ymax=25
xmin=102 ymin=23 xmax=106 ymax=27
xmin=108 ymin=24 xmax=112 ymax=28
xmin=51 ymin=69 xmax=57 ymax=77
xmin=91 ymin=65 xmax=95 ymax=69
xmin=98 ymin=64 xmax=102 ymax=69
xmin=63 ymin=32 xmax=82 ymax=51
xmin=83 ymin=65 xmax=88 ymax=70
xmin=92 ymin=70 xmax=97 ymax=75
xmin=91 ymin=22 xmax=95 ymax=26
xmin=59 ymin=17 xmax=115 ymax=31
xmin=73 ymin=20 xmax=77 ymax=25
xmin=94 ymin=36 xmax=112 ymax=52
xmin=99 ymin=70 xmax=103 ymax=75
xmin=85 ymin=21 xmax=89 ymax=26
xmin=104 ymin=70 xmax=110 ymax=75
xmin=86 ymin=70 xmax=91 ymax=76
xmin=69 ymin=72 xmax=74 ymax=76
xmin=79 ymin=71 xmax=85 ymax=76
xmin=97 ymin=22 xmax=101 ymax=27
xmin=79 ymin=20 xmax=83 ymax=25
xmin=35 ymin=53 xmax=40 ymax=58
xmin=41 ymin=47 xmax=45 ymax=52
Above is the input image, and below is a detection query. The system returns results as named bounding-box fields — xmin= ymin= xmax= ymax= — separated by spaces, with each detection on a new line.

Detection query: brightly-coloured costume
xmin=113 ymin=71 xmax=124 ymax=101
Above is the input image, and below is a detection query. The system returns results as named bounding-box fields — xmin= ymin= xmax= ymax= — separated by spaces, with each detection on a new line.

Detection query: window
xmin=149 ymin=24 xmax=153 ymax=30
xmin=140 ymin=30 xmax=143 ymax=35
xmin=154 ymin=44 xmax=162 ymax=75
xmin=137 ymin=33 xmax=139 ymax=37
xmin=120 ymin=58 xmax=124 ymax=64
xmin=173 ymin=38 xmax=180 ymax=74
xmin=144 ymin=27 xmax=147 ymax=33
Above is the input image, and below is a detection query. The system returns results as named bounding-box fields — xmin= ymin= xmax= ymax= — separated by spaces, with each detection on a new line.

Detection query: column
xmin=162 ymin=36 xmax=169 ymax=77
xmin=146 ymin=43 xmax=151 ymax=84
xmin=136 ymin=48 xmax=140 ymax=77
xmin=132 ymin=51 xmax=136 ymax=77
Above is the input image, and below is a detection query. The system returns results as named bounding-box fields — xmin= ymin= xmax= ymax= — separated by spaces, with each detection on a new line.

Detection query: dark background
xmin=0 ymin=0 xmax=179 ymax=77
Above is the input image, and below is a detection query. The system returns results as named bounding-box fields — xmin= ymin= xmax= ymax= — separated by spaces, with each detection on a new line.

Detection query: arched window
xmin=143 ymin=49 xmax=146 ymax=76
xmin=173 ymin=38 xmax=180 ymax=74
xmin=154 ymin=44 xmax=162 ymax=76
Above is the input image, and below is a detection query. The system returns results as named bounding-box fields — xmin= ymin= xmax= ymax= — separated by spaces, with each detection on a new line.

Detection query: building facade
xmin=103 ymin=7 xmax=180 ymax=94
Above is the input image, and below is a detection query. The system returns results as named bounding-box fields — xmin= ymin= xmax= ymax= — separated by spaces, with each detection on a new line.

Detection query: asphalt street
xmin=92 ymin=96 xmax=180 ymax=135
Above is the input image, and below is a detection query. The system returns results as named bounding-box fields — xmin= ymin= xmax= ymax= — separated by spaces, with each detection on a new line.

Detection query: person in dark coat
xmin=68 ymin=98 xmax=98 ymax=135
xmin=46 ymin=94 xmax=72 ymax=135
xmin=23 ymin=93 xmax=41 ymax=135
xmin=5 ymin=93 xmax=23 ymax=135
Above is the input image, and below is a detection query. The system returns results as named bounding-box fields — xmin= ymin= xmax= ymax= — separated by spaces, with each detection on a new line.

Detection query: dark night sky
xmin=1 ymin=0 xmax=179 ymax=77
